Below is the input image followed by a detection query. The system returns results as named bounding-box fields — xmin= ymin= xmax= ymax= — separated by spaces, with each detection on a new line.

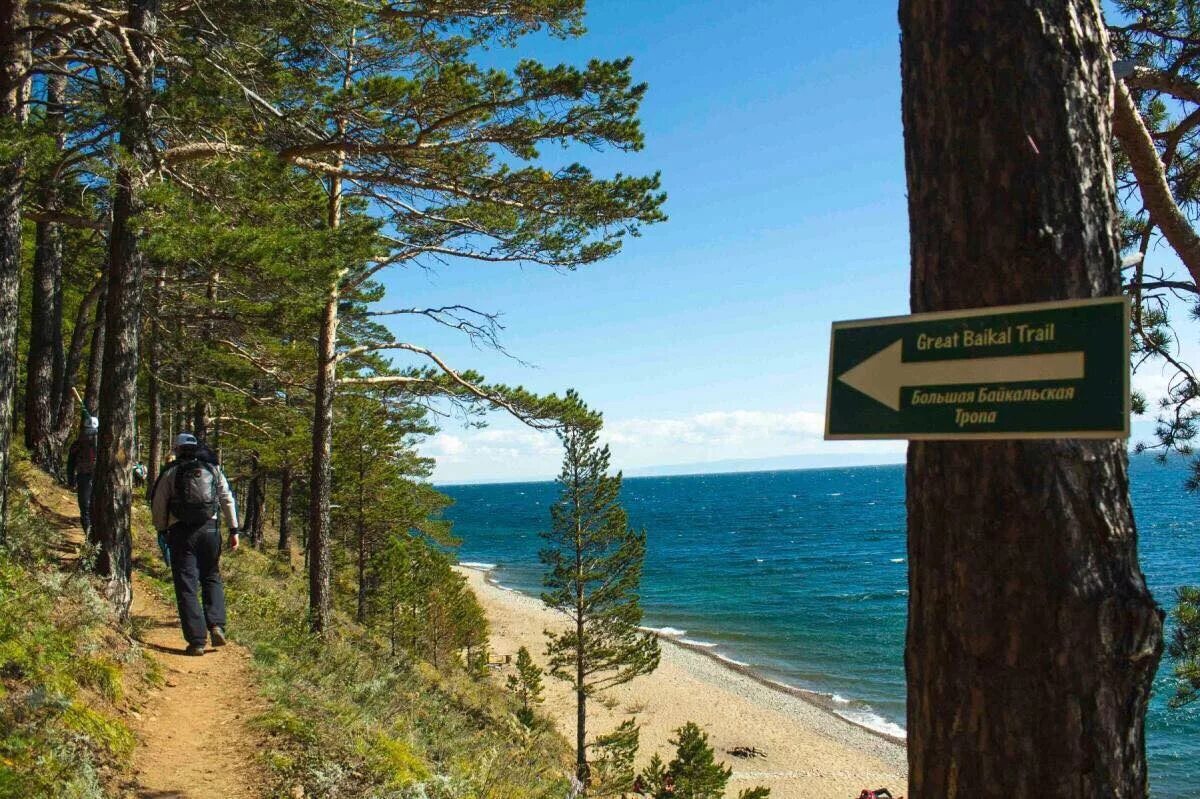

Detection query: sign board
xmin=825 ymin=297 xmax=1130 ymax=440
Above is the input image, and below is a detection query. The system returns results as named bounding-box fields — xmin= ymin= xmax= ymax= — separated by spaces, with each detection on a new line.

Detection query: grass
xmin=6 ymin=450 xmax=573 ymax=799
xmin=130 ymin=499 xmax=573 ymax=799
xmin=0 ymin=464 xmax=147 ymax=799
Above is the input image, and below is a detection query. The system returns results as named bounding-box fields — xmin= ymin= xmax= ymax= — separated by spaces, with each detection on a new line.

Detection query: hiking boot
xmin=185 ymin=643 xmax=206 ymax=656
xmin=209 ymin=625 xmax=227 ymax=647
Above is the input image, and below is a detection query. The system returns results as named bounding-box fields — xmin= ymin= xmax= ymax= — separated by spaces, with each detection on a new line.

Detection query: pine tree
xmin=540 ymin=406 xmax=660 ymax=787
xmin=506 ymin=645 xmax=545 ymax=727
xmin=640 ymin=723 xmax=769 ymax=799
xmin=590 ymin=719 xmax=639 ymax=796
xmin=1168 ymin=586 xmax=1200 ymax=708
xmin=662 ymin=723 xmax=728 ymax=799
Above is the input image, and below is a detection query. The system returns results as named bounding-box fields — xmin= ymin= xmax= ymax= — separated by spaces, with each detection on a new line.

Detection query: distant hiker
xmin=152 ymin=432 xmax=240 ymax=656
xmin=65 ymin=416 xmax=100 ymax=536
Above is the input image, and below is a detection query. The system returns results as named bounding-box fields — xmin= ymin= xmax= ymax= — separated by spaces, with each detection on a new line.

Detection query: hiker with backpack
xmin=151 ymin=432 xmax=240 ymax=656
xmin=66 ymin=416 xmax=100 ymax=536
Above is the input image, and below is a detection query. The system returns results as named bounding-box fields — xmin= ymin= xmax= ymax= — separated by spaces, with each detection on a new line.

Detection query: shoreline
xmin=463 ymin=562 xmax=907 ymax=748
xmin=458 ymin=563 xmax=908 ymax=799
xmin=659 ymin=631 xmax=908 ymax=749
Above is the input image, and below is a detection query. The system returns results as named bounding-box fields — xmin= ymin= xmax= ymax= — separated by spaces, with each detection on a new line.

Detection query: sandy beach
xmin=458 ymin=566 xmax=908 ymax=799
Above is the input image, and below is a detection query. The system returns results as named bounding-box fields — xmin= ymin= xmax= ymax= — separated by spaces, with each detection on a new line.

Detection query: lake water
xmin=443 ymin=454 xmax=1199 ymax=794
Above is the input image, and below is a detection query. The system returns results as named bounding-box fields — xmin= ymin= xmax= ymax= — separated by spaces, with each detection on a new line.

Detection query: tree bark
xmin=244 ymin=454 xmax=266 ymax=547
xmin=308 ymin=136 xmax=346 ymax=633
xmin=899 ymin=2 xmax=1164 ymax=795
xmin=92 ymin=0 xmax=158 ymax=619
xmin=308 ymin=276 xmax=339 ymax=634
xmin=192 ymin=400 xmax=208 ymax=442
xmin=55 ymin=276 xmax=103 ymax=437
xmin=146 ymin=266 xmax=166 ymax=489
xmin=23 ymin=56 xmax=67 ymax=470
xmin=146 ymin=363 xmax=161 ymax=492
xmin=84 ymin=276 xmax=107 ymax=416
xmin=278 ymin=466 xmax=292 ymax=552
xmin=0 ymin=0 xmax=29 ymax=538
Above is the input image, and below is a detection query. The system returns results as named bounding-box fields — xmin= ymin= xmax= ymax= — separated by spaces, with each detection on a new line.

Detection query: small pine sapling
xmin=506 ymin=645 xmax=545 ymax=726
xmin=639 ymin=722 xmax=770 ymax=799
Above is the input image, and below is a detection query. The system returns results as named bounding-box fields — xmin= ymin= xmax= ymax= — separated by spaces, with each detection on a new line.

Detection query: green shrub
xmin=199 ymin=535 xmax=572 ymax=799
xmin=0 ymin=490 xmax=135 ymax=799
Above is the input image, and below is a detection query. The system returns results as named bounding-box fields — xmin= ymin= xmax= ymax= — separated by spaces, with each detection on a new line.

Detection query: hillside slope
xmin=3 ymin=456 xmax=571 ymax=798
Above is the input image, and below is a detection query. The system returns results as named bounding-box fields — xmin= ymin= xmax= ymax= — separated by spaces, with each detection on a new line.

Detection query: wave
xmin=835 ymin=708 xmax=908 ymax=740
xmin=459 ymin=561 xmax=497 ymax=571
xmin=644 ymin=626 xmax=687 ymax=637
xmin=715 ymin=653 xmax=750 ymax=667
xmin=890 ymin=557 xmax=905 ymax=563
xmin=679 ymin=638 xmax=719 ymax=649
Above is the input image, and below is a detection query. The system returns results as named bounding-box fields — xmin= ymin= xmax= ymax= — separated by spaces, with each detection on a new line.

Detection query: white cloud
xmin=605 ymin=410 xmax=825 ymax=448
xmin=429 ymin=408 xmax=902 ymax=484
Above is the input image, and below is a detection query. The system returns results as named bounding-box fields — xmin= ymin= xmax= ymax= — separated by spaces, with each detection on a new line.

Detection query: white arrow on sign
xmin=837 ymin=340 xmax=1084 ymax=411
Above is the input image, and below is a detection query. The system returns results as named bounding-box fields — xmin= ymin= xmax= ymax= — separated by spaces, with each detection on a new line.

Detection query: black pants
xmin=75 ymin=473 xmax=93 ymax=532
xmin=168 ymin=522 xmax=226 ymax=645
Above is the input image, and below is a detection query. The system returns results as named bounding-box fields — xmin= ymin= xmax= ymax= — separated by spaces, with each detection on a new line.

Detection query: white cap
xmin=174 ymin=432 xmax=198 ymax=448
xmin=83 ymin=416 xmax=99 ymax=434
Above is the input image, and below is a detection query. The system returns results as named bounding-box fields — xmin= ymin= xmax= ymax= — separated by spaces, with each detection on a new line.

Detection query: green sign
xmin=825 ymin=297 xmax=1130 ymax=440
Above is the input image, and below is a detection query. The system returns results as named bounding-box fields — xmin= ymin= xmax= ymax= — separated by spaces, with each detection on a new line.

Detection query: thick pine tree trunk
xmin=899 ymin=2 xmax=1163 ymax=795
xmin=24 ymin=62 xmax=66 ymax=470
xmin=0 ymin=0 xmax=29 ymax=536
xmin=24 ymin=214 xmax=63 ymax=465
xmin=92 ymin=0 xmax=157 ymax=619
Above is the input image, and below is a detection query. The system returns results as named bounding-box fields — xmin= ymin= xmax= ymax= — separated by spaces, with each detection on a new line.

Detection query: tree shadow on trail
xmin=138 ymin=640 xmax=192 ymax=657
xmin=25 ymin=486 xmax=81 ymax=530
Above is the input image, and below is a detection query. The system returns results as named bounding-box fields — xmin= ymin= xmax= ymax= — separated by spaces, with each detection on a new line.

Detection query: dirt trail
xmin=126 ymin=572 xmax=268 ymax=799
xmin=19 ymin=463 xmax=269 ymax=799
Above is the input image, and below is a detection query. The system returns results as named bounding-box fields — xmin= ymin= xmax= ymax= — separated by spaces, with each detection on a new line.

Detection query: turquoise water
xmin=442 ymin=455 xmax=1199 ymax=794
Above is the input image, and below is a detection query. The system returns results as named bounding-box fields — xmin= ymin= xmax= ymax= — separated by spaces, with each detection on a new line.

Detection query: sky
xmin=376 ymin=0 xmax=1192 ymax=484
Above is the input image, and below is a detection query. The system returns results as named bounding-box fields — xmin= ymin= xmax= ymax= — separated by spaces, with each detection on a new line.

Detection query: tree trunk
xmin=192 ymin=400 xmax=208 ymax=442
xmin=356 ymin=512 xmax=367 ymax=623
xmin=308 ymin=144 xmax=345 ymax=633
xmin=899 ymin=2 xmax=1164 ymax=795
xmin=0 ymin=0 xmax=29 ymax=538
xmin=84 ymin=276 xmax=107 ymax=416
xmin=23 ymin=59 xmax=66 ymax=470
xmin=576 ymin=684 xmax=587 ymax=786
xmin=55 ymin=276 xmax=103 ymax=437
xmin=246 ymin=457 xmax=266 ymax=548
xmin=576 ymin=586 xmax=588 ymax=786
xmin=308 ymin=282 xmax=338 ymax=633
xmin=278 ymin=466 xmax=292 ymax=552
xmin=146 ymin=266 xmax=166 ymax=490
xmin=92 ymin=0 xmax=157 ymax=619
